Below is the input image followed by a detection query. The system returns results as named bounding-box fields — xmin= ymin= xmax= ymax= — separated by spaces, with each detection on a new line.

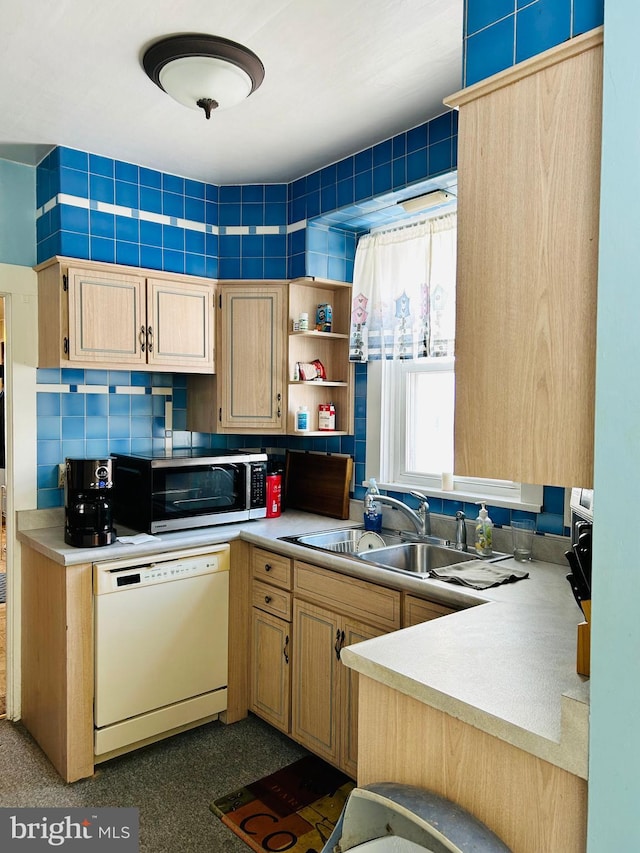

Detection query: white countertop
xmin=17 ymin=508 xmax=589 ymax=779
xmin=341 ymin=569 xmax=590 ymax=779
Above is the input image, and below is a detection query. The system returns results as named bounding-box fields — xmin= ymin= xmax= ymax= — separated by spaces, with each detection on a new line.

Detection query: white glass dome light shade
xmin=159 ymin=56 xmax=254 ymax=112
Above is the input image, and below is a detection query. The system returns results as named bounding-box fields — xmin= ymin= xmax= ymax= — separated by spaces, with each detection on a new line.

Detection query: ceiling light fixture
xmin=400 ymin=190 xmax=454 ymax=213
xmin=142 ymin=34 xmax=264 ymax=120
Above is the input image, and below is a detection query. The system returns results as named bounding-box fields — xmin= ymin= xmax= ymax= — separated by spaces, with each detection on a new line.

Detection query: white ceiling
xmin=0 ymin=0 xmax=462 ymax=185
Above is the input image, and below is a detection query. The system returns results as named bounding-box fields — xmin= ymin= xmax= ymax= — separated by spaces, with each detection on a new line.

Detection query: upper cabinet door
xmin=146 ymin=278 xmax=214 ymax=371
xmin=446 ymin=30 xmax=603 ymax=488
xmin=67 ymin=267 xmax=146 ymax=364
xmin=218 ymin=284 xmax=286 ymax=432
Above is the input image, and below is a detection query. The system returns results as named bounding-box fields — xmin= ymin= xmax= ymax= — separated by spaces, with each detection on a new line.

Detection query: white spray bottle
xmin=475 ymin=501 xmax=493 ymax=557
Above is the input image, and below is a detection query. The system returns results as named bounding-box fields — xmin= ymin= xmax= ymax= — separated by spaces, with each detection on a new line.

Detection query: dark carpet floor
xmin=0 ymin=715 xmax=308 ymax=852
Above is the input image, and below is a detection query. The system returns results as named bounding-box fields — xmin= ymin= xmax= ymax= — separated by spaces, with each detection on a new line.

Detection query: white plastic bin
xmin=321 ymin=783 xmax=512 ymax=853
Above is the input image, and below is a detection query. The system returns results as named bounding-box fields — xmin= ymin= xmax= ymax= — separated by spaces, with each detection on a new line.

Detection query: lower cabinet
xmin=251 ymin=608 xmax=291 ymax=733
xmin=248 ymin=548 xmax=463 ymax=779
xmin=402 ymin=594 xmax=455 ymax=627
xmin=21 ymin=546 xmax=94 ymax=783
xmin=291 ymin=560 xmax=401 ymax=778
xmin=291 ymin=600 xmax=385 ymax=778
xmin=249 ymin=548 xmax=293 ymax=734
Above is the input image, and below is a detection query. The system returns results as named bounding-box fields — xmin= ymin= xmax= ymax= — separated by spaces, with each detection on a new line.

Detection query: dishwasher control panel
xmin=94 ymin=545 xmax=230 ymax=594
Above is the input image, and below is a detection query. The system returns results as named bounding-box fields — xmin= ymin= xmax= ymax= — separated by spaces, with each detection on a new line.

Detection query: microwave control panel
xmin=250 ymin=461 xmax=267 ymax=507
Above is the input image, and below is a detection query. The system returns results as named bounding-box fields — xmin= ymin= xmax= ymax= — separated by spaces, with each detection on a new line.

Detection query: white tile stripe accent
xmin=37 ymin=383 xmax=173 ymax=396
xmin=222 ymin=225 xmax=284 ymax=236
xmin=36 ymin=193 xmax=307 ymax=235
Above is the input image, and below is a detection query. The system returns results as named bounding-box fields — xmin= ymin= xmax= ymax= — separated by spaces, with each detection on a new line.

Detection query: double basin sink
xmin=282 ymin=526 xmax=510 ymax=578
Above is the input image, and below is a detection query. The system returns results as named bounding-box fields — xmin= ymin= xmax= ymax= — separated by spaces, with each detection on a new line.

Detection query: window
xmin=366 ymin=358 xmax=542 ymax=509
xmin=389 ymin=357 xmax=455 ymax=484
xmin=355 ymin=213 xmax=542 ymax=511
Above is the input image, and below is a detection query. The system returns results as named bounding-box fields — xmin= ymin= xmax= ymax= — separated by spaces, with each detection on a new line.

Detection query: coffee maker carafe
xmin=64 ymin=458 xmax=116 ymax=547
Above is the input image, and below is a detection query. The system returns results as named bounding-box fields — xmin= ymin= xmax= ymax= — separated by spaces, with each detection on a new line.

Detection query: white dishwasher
xmin=94 ymin=544 xmax=230 ymax=760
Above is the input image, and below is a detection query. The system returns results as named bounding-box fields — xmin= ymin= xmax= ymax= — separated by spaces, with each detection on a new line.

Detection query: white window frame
xmin=366 ymin=360 xmax=543 ymax=512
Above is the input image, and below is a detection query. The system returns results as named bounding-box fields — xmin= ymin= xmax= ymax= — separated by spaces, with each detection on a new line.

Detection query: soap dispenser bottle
xmin=475 ymin=501 xmax=493 ymax=556
xmin=363 ymin=478 xmax=383 ymax=533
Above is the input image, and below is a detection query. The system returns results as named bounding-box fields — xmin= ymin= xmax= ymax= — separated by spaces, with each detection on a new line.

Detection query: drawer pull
xmin=264 ymin=595 xmax=272 ymax=604
xmin=264 ymin=563 xmax=272 ymax=572
xmin=283 ymin=634 xmax=289 ymax=664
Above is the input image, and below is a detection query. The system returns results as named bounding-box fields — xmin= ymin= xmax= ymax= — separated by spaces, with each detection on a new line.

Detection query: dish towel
xmin=430 ymin=560 xmax=529 ymax=590
xmin=0 ymin=573 xmax=5 ymax=604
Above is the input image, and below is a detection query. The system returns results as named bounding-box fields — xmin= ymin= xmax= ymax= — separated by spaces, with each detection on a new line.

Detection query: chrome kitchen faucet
xmin=376 ymin=491 xmax=431 ymax=536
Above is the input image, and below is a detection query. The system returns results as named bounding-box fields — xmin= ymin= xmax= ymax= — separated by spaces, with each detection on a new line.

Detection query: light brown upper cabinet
xmin=188 ymin=277 xmax=354 ymax=436
xmin=445 ymin=28 xmax=603 ymax=488
xmin=36 ymin=258 xmax=215 ymax=373
xmin=188 ymin=282 xmax=287 ymax=434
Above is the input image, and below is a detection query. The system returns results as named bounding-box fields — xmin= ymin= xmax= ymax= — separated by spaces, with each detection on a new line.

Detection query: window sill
xmin=370 ymin=481 xmax=543 ymax=513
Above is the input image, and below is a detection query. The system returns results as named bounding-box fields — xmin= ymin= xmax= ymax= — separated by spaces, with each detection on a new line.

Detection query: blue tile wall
xmin=36 ymin=368 xmax=173 ymax=508
xmin=36 ymin=110 xmax=458 ymax=286
xmin=288 ymin=114 xmax=457 ymax=224
xmin=306 ymin=223 xmax=357 ymax=282
xmin=464 ymin=0 xmax=604 ymax=86
xmin=288 ymin=111 xmax=457 ymax=278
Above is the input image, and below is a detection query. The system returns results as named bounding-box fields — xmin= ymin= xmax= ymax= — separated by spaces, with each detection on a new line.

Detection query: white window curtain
xmin=349 ymin=213 xmax=457 ymax=361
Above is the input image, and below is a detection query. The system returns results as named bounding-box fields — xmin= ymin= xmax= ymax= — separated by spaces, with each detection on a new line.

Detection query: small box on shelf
xmin=315 ymin=303 xmax=332 ymax=332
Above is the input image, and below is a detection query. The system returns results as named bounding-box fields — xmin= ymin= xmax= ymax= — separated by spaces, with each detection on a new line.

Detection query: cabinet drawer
xmin=251 ymin=548 xmax=292 ymax=590
xmin=252 ymin=580 xmax=292 ymax=620
xmin=403 ymin=594 xmax=455 ymax=627
xmin=294 ymin=561 xmax=400 ymax=633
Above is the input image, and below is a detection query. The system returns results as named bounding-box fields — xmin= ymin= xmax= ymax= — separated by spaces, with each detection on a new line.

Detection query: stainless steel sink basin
xmin=358 ymin=541 xmax=477 ymax=574
xmin=281 ymin=527 xmax=511 ymax=578
xmin=358 ymin=541 xmax=510 ymax=576
xmin=282 ymin=526 xmax=404 ymax=554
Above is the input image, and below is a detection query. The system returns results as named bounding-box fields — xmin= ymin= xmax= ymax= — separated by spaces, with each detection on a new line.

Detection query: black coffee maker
xmin=64 ymin=458 xmax=116 ymax=547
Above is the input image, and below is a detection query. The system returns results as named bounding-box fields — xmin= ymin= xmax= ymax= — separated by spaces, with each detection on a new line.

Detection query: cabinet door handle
xmin=335 ymin=629 xmax=345 ymax=660
xmin=147 ymin=325 xmax=153 ymax=352
xmin=264 ymin=595 xmax=272 ymax=604
xmin=283 ymin=634 xmax=289 ymax=664
xmin=139 ymin=325 xmax=146 ymax=353
xmin=277 ymin=392 xmax=282 ymax=419
xmin=264 ymin=563 xmax=272 ymax=572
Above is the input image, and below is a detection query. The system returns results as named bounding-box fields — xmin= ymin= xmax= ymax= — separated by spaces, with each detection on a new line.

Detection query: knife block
xmin=576 ymin=600 xmax=591 ymax=677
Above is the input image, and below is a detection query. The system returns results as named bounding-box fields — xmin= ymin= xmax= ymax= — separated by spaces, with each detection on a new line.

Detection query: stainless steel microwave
xmin=112 ymin=449 xmax=267 ymax=533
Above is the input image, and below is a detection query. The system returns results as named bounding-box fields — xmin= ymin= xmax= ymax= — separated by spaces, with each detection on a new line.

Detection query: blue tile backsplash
xmin=33 ymin=1 xmax=596 ymax=533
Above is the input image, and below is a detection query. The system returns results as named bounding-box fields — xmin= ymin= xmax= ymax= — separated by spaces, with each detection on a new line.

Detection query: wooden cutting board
xmin=284 ymin=450 xmax=353 ymax=519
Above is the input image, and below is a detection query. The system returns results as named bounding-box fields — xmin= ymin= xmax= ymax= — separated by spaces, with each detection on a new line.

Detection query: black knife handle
xmin=566 ymin=572 xmax=585 ymax=615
